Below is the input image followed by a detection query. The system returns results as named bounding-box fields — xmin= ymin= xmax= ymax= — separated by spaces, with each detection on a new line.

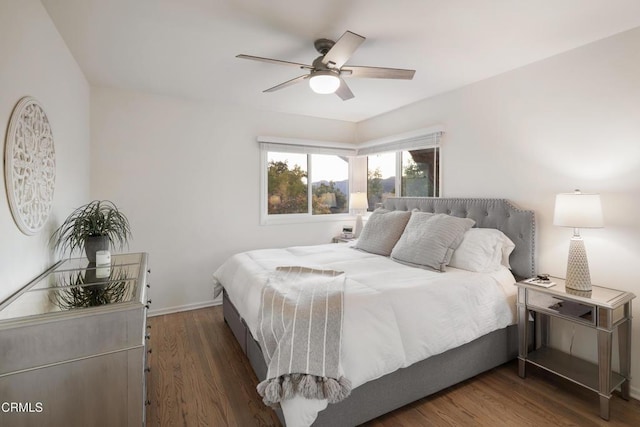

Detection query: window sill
xmin=260 ymin=213 xmax=363 ymax=226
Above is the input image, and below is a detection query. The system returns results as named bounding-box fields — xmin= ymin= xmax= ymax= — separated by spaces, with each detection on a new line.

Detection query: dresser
xmin=0 ymin=253 xmax=151 ymax=426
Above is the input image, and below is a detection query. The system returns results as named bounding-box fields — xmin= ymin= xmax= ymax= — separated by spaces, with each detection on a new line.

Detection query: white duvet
xmin=213 ymin=242 xmax=516 ymax=427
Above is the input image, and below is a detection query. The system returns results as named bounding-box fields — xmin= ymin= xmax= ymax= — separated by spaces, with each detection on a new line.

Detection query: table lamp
xmin=553 ymin=190 xmax=603 ymax=291
xmin=349 ymin=192 xmax=368 ymax=238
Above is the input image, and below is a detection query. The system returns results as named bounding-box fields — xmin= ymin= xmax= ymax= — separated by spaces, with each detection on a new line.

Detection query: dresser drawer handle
xmin=144 ymin=366 xmax=151 ymax=373
xmin=145 ymin=333 xmax=151 ymax=340
xmin=146 ymin=283 xmax=151 ymax=288
xmin=145 ymin=400 xmax=151 ymax=406
xmin=147 ymin=324 xmax=152 ymax=330
xmin=147 ymin=348 xmax=152 ymax=354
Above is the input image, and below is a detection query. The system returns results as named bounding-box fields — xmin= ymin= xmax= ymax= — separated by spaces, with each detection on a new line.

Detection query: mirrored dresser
xmin=0 ymin=253 xmax=150 ymax=426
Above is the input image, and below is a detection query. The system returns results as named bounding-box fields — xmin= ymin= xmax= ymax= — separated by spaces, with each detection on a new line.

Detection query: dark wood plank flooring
xmin=146 ymin=306 xmax=640 ymax=426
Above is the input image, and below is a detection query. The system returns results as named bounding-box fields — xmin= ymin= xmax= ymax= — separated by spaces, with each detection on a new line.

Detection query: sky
xmin=268 ymin=152 xmax=397 ymax=182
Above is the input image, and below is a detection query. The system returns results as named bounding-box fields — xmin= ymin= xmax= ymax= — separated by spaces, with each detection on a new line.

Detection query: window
xmin=367 ymin=152 xmax=396 ymax=211
xmin=260 ymin=129 xmax=442 ymax=223
xmin=266 ymin=152 xmax=349 ymax=216
xmin=363 ymin=129 xmax=442 ymax=210
xmin=310 ymin=154 xmax=349 ymax=215
xmin=366 ymin=148 xmax=440 ymax=210
xmin=401 ymin=148 xmax=439 ymax=197
xmin=260 ymin=137 xmax=357 ymax=224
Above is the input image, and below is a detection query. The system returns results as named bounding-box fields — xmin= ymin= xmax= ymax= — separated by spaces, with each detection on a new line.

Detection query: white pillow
xmin=449 ymin=228 xmax=515 ymax=273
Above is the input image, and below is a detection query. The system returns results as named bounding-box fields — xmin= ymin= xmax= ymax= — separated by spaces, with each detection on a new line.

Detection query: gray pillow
xmin=354 ymin=209 xmax=411 ymax=256
xmin=391 ymin=213 xmax=475 ymax=272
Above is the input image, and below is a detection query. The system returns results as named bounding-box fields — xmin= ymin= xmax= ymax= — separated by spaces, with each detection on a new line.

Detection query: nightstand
xmin=515 ymin=277 xmax=635 ymax=420
xmin=332 ymin=236 xmax=356 ymax=243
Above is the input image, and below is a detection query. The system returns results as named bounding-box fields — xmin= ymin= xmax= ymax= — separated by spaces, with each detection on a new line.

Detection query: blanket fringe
xmin=258 ymin=374 xmax=352 ymax=406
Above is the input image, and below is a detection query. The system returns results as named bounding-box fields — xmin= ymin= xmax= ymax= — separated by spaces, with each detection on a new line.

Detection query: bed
xmin=214 ymin=197 xmax=535 ymax=426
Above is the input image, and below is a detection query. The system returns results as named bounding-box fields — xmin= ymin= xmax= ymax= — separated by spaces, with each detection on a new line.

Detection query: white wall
xmin=358 ymin=27 xmax=640 ymax=397
xmin=90 ymin=87 xmax=356 ymax=314
xmin=0 ymin=0 xmax=90 ymax=303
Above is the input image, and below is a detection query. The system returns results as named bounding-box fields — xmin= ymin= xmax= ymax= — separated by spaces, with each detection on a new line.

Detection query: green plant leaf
xmin=50 ymin=200 xmax=132 ymax=257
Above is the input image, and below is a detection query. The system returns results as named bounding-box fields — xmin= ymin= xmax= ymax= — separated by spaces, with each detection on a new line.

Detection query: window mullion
xmin=396 ymin=152 xmax=402 ymax=196
xmin=307 ymin=154 xmax=313 ymax=215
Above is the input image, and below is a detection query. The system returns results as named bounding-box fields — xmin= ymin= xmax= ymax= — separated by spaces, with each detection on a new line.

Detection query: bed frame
xmin=223 ymin=197 xmax=536 ymax=426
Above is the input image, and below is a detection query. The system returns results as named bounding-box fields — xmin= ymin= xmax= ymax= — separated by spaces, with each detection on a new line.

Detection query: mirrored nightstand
xmin=515 ymin=277 xmax=635 ymax=420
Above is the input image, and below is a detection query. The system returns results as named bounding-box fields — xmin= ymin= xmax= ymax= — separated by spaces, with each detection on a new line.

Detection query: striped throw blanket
xmin=256 ymin=266 xmax=351 ymax=406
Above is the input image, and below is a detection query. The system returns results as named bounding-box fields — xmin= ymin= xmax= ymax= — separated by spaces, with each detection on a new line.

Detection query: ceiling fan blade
xmin=322 ymin=31 xmax=365 ymax=69
xmin=263 ymin=75 xmax=309 ymax=93
xmin=236 ymin=54 xmax=312 ymax=69
xmin=335 ymin=78 xmax=354 ymax=101
xmin=341 ymin=66 xmax=415 ymax=80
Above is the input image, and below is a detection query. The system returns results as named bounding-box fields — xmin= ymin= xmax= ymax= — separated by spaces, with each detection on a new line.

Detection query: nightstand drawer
xmin=526 ymin=289 xmax=595 ymax=326
xmin=600 ymin=305 xmax=626 ymax=328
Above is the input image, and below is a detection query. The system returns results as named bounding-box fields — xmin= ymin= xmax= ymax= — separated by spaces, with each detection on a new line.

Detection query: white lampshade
xmin=553 ymin=191 xmax=603 ymax=228
xmin=349 ymin=192 xmax=368 ymax=211
xmin=554 ymin=190 xmax=603 ymax=292
xmin=350 ymin=192 xmax=368 ymax=238
xmin=309 ymin=71 xmax=340 ymax=94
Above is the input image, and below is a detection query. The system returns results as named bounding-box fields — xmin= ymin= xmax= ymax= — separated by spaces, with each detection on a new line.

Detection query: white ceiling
xmin=41 ymin=0 xmax=640 ymax=123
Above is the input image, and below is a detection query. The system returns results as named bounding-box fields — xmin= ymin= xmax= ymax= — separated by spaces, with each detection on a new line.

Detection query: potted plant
xmin=51 ymin=200 xmax=132 ymax=262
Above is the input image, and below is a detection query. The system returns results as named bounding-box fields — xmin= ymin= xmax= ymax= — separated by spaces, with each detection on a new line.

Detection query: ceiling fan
xmin=237 ymin=30 xmax=415 ymax=101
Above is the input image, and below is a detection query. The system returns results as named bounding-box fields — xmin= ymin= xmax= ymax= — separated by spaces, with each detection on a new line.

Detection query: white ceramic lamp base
xmin=565 ymin=237 xmax=592 ymax=291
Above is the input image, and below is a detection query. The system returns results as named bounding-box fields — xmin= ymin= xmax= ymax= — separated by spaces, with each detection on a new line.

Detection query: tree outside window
xmin=367 ymin=147 xmax=439 ymax=210
xmin=401 ymin=148 xmax=439 ymax=197
xmin=267 ymin=152 xmax=349 ymax=216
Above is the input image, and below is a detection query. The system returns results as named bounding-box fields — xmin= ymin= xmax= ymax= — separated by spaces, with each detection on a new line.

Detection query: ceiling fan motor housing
xmin=314 ymin=38 xmax=336 ymax=55
xmin=312 ymin=56 xmax=334 ymax=71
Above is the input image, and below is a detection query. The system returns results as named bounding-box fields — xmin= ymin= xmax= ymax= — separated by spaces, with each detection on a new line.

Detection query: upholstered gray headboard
xmin=382 ymin=197 xmax=536 ymax=280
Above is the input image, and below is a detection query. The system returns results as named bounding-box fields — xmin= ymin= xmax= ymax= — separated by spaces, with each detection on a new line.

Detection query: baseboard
xmin=631 ymin=385 xmax=640 ymax=402
xmin=148 ymin=299 xmax=221 ymax=317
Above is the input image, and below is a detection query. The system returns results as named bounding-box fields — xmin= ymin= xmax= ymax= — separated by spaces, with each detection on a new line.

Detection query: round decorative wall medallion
xmin=4 ymin=96 xmax=56 ymax=235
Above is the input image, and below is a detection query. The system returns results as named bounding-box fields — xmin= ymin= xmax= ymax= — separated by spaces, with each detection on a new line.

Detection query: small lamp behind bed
xmin=349 ymin=192 xmax=368 ymax=238
xmin=553 ymin=189 xmax=603 ymax=292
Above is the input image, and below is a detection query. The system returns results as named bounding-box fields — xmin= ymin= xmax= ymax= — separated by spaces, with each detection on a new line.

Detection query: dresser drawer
xmin=0 ymin=307 xmax=145 ymax=375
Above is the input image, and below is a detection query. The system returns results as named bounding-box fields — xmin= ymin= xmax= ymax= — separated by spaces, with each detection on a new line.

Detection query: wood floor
xmin=146 ymin=307 xmax=640 ymax=426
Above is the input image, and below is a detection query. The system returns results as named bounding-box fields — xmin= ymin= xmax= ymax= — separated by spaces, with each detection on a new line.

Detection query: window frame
xmin=364 ymin=131 xmax=442 ymax=209
xmin=259 ymin=138 xmax=357 ymax=225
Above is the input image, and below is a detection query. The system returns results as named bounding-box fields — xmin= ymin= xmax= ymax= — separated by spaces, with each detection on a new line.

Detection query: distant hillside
xmin=381 ymin=177 xmax=395 ymax=193
xmin=313 ymin=177 xmax=395 ymax=195
xmin=313 ymin=180 xmax=348 ymax=195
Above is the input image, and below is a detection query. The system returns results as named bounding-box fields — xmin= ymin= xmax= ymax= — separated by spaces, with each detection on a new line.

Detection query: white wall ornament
xmin=4 ymin=96 xmax=56 ymax=235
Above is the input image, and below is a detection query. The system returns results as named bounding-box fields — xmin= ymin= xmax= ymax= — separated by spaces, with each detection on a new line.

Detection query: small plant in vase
xmin=51 ymin=200 xmax=132 ymax=262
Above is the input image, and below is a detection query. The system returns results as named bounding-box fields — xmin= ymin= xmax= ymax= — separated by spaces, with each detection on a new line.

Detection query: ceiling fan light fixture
xmin=309 ymin=71 xmax=340 ymax=94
